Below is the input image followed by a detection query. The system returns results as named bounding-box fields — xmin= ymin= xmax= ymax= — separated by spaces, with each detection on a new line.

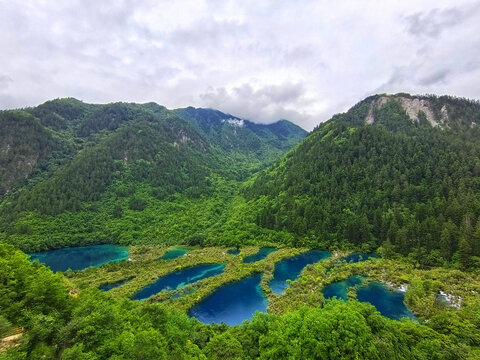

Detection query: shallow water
xmin=227 ymin=248 xmax=241 ymax=255
xmin=357 ymin=281 xmax=416 ymax=320
xmin=322 ymin=275 xmax=364 ymax=301
xmin=160 ymin=247 xmax=188 ymax=260
xmin=269 ymin=250 xmax=331 ymax=294
xmin=99 ymin=278 xmax=132 ymax=291
xmin=29 ymin=244 xmax=129 ymax=272
xmin=243 ymin=247 xmax=276 ymax=263
xmin=341 ymin=253 xmax=378 ymax=263
xmin=326 ymin=253 xmax=378 ymax=273
xmin=189 ymin=273 xmax=267 ymax=325
xmin=131 ymin=263 xmax=225 ymax=301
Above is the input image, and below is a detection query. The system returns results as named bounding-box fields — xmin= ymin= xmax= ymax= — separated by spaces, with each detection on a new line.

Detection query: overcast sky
xmin=1 ymin=0 xmax=479 ymax=130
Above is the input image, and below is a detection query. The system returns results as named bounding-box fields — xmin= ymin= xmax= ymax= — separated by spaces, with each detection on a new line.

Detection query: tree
xmin=440 ymin=221 xmax=457 ymax=261
xmin=458 ymin=236 xmax=472 ymax=269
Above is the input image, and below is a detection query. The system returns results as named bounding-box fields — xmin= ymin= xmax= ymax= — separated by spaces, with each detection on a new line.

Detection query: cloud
xmin=0 ymin=75 xmax=13 ymax=90
xmin=405 ymin=4 xmax=480 ymax=38
xmin=418 ymin=69 xmax=451 ymax=86
xmin=199 ymin=82 xmax=320 ymax=128
xmin=0 ymin=0 xmax=479 ymax=130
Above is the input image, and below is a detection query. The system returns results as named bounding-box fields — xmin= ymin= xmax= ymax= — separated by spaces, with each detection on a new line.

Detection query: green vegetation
xmin=0 ymin=99 xmax=306 ymax=251
xmin=2 ymin=93 xmax=480 ymax=358
xmin=242 ymin=95 xmax=480 ymax=266
xmin=2 ymin=243 xmax=480 ymax=359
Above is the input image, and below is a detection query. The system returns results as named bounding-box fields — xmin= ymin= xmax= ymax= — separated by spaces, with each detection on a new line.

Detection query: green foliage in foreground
xmin=1 ymin=243 xmax=479 ymax=359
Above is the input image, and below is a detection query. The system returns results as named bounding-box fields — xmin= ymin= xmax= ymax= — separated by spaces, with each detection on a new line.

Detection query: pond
xmin=227 ymin=248 xmax=241 ymax=255
xmin=269 ymin=250 xmax=331 ymax=294
xmin=189 ymin=273 xmax=267 ymax=326
xmin=160 ymin=247 xmax=188 ymax=260
xmin=243 ymin=247 xmax=277 ymax=263
xmin=357 ymin=281 xmax=416 ymax=321
xmin=131 ymin=263 xmax=225 ymax=301
xmin=99 ymin=278 xmax=132 ymax=291
xmin=29 ymin=244 xmax=129 ymax=272
xmin=322 ymin=275 xmax=364 ymax=301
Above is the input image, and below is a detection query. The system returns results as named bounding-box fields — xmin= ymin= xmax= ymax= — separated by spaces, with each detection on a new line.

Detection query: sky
xmin=1 ymin=0 xmax=479 ymax=130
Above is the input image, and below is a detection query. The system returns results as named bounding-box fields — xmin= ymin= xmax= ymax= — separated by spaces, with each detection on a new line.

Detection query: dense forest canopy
xmin=242 ymin=94 xmax=480 ymax=267
xmin=0 ymin=98 xmax=306 ymax=251
xmin=1 ymin=93 xmax=480 ymax=269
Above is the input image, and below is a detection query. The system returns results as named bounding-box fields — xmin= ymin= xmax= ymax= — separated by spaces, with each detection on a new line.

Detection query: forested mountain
xmin=175 ymin=107 xmax=307 ymax=167
xmin=0 ymin=110 xmax=71 ymax=195
xmin=0 ymin=98 xmax=306 ymax=251
xmin=2 ymin=94 xmax=480 ymax=267
xmin=242 ymin=94 xmax=480 ymax=266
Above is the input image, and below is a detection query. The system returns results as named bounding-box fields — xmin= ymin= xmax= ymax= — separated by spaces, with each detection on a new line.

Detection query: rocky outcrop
xmin=365 ymin=95 xmax=450 ymax=127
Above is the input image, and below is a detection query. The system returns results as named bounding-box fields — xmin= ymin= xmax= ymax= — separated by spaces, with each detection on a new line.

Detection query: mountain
xmin=3 ymin=93 xmax=480 ymax=266
xmin=0 ymin=98 xmax=306 ymax=251
xmin=239 ymin=94 xmax=480 ymax=266
xmin=174 ymin=107 xmax=307 ymax=168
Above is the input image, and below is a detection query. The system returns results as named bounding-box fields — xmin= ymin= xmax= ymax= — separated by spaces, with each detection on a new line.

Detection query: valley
xmin=2 ymin=93 xmax=480 ymax=359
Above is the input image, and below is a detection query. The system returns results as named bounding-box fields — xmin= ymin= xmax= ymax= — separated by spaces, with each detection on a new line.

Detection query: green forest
xmin=1 ymin=93 xmax=480 ymax=359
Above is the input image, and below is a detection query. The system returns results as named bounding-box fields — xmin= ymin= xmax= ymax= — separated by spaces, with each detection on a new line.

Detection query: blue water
xmin=269 ymin=250 xmax=331 ymax=294
xmin=341 ymin=253 xmax=378 ymax=263
xmin=99 ymin=278 xmax=132 ymax=291
xmin=160 ymin=248 xmax=188 ymax=260
xmin=322 ymin=276 xmax=364 ymax=301
xmin=243 ymin=247 xmax=276 ymax=263
xmin=228 ymin=248 xmax=241 ymax=255
xmin=189 ymin=273 xmax=267 ymax=325
xmin=29 ymin=244 xmax=129 ymax=272
xmin=357 ymin=282 xmax=416 ymax=320
xmin=131 ymin=263 xmax=225 ymax=301
xmin=326 ymin=253 xmax=378 ymax=273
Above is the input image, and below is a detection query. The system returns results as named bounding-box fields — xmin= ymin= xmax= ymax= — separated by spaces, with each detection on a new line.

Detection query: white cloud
xmin=0 ymin=0 xmax=479 ymax=130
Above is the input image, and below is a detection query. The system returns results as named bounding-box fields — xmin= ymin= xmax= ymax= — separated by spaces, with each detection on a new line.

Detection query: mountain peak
xmin=362 ymin=93 xmax=480 ymax=128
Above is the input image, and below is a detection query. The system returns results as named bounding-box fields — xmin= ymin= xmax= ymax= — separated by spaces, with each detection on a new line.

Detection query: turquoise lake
xmin=269 ymin=250 xmax=331 ymax=294
xmin=322 ymin=275 xmax=364 ymax=301
xmin=189 ymin=273 xmax=267 ymax=325
xmin=29 ymin=244 xmax=129 ymax=272
xmin=243 ymin=247 xmax=276 ymax=263
xmin=131 ymin=263 xmax=225 ymax=301
xmin=160 ymin=247 xmax=188 ymax=260
xmin=357 ymin=281 xmax=416 ymax=320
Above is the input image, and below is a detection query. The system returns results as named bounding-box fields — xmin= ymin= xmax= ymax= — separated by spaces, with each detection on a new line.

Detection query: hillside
xmin=0 ymin=99 xmax=306 ymax=251
xmin=175 ymin=107 xmax=307 ymax=168
xmin=240 ymin=94 xmax=480 ymax=266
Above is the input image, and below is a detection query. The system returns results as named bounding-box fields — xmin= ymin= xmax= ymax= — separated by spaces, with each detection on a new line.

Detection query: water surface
xmin=227 ymin=248 xmax=241 ymax=255
xmin=131 ymin=263 xmax=225 ymax=301
xmin=189 ymin=273 xmax=267 ymax=325
xmin=269 ymin=250 xmax=331 ymax=294
xmin=341 ymin=253 xmax=378 ymax=263
xmin=160 ymin=247 xmax=188 ymax=260
xmin=29 ymin=244 xmax=129 ymax=272
xmin=357 ymin=281 xmax=416 ymax=320
xmin=99 ymin=278 xmax=132 ymax=291
xmin=327 ymin=253 xmax=378 ymax=273
xmin=322 ymin=275 xmax=364 ymax=301
xmin=243 ymin=247 xmax=276 ymax=263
